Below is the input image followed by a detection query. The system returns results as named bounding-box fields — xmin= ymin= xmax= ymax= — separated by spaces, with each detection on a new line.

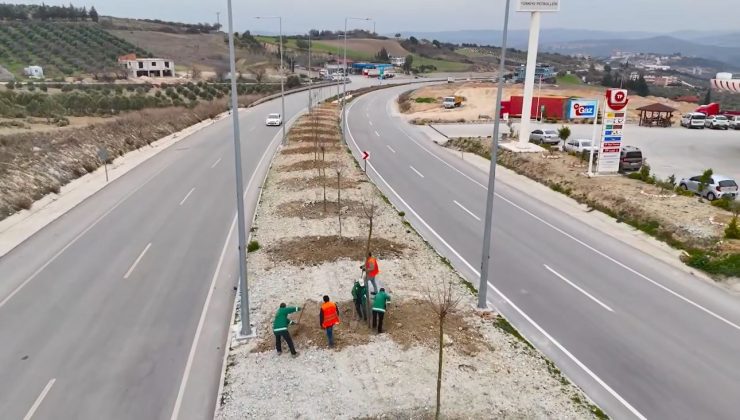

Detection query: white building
xmin=390 ymin=56 xmax=405 ymax=67
xmin=119 ymin=56 xmax=175 ymax=78
xmin=23 ymin=65 xmax=44 ymax=79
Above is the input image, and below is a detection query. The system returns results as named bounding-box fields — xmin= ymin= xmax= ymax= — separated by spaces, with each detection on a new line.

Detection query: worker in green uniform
xmin=372 ymin=288 xmax=391 ymax=333
xmin=352 ymin=279 xmax=367 ymax=320
xmin=272 ymin=303 xmax=300 ymax=356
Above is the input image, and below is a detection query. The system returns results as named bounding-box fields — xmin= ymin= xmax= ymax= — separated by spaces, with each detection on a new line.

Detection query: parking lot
xmin=431 ymin=122 xmax=740 ymax=183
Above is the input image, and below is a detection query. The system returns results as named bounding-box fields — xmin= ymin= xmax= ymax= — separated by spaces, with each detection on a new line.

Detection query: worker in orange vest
xmin=362 ymin=252 xmax=380 ymax=295
xmin=319 ymin=295 xmax=340 ymax=348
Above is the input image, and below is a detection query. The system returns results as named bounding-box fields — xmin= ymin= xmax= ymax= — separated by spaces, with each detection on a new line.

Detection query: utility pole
xmin=226 ymin=0 xmax=251 ymax=336
xmin=216 ymin=12 xmax=220 ymax=29
xmin=308 ymin=31 xmax=312 ymax=111
xmin=477 ymin=0 xmax=512 ymax=309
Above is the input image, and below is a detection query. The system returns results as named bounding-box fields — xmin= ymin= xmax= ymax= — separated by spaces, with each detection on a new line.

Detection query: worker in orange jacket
xmin=361 ymin=252 xmax=380 ymax=295
xmin=319 ymin=295 xmax=340 ymax=348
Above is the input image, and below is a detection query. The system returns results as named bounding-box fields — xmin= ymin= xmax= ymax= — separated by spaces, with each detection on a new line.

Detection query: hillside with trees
xmin=0 ymin=21 xmax=152 ymax=79
xmin=0 ymin=3 xmax=99 ymax=21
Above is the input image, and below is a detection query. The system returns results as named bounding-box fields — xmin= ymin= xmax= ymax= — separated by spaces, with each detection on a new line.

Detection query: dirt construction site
xmin=401 ymin=81 xmax=699 ymax=124
xmin=216 ymin=103 xmax=603 ymax=419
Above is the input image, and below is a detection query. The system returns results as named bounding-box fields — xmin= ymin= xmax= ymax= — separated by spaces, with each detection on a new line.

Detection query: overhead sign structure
xmin=517 ymin=0 xmax=561 ymax=12
xmin=568 ymin=99 xmax=598 ymax=119
xmin=597 ymin=89 xmax=629 ymax=174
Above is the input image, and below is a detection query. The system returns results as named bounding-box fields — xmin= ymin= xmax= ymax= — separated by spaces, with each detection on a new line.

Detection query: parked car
xmin=680 ymin=112 xmax=706 ymax=129
xmin=728 ymin=115 xmax=740 ymax=130
xmin=679 ymin=174 xmax=738 ymax=201
xmin=447 ymin=77 xmax=455 ymax=83
xmin=619 ymin=146 xmax=644 ymax=172
xmin=561 ymin=138 xmax=598 ymax=156
xmin=529 ymin=129 xmax=560 ymax=145
xmin=705 ymin=115 xmax=730 ymax=130
xmin=265 ymin=113 xmax=282 ymax=126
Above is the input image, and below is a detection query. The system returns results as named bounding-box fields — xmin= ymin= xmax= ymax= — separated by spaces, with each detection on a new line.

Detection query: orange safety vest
xmin=321 ymin=302 xmax=340 ymax=329
xmin=365 ymin=257 xmax=380 ymax=278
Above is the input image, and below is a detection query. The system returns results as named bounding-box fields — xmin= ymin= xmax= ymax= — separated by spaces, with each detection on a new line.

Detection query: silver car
xmin=529 ymin=129 xmax=560 ymax=145
xmin=729 ymin=115 xmax=740 ymax=130
xmin=705 ymin=115 xmax=729 ymax=130
xmin=679 ymin=174 xmax=738 ymax=201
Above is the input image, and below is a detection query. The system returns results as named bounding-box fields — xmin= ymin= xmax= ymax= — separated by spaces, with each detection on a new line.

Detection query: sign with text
xmin=597 ymin=89 xmax=629 ymax=173
xmin=568 ymin=99 xmax=598 ymax=119
xmin=517 ymin=0 xmax=561 ymax=12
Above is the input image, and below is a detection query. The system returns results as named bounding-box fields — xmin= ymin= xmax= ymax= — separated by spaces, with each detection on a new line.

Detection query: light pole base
xmin=233 ymin=322 xmax=257 ymax=342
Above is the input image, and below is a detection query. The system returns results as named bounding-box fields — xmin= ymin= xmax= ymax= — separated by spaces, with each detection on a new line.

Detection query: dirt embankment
xmin=217 ymin=103 xmax=603 ymax=419
xmin=0 ymin=94 xmax=264 ymax=221
xmin=401 ymin=82 xmax=699 ymax=124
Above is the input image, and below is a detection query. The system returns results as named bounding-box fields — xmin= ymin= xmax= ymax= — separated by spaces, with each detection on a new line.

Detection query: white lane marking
xmin=385 ymin=99 xmax=740 ymax=334
xmin=386 ymin=145 xmax=396 ymax=154
xmin=369 ymin=120 xmax=374 ymax=126
xmin=0 ymin=165 xmax=169 ymax=310
xmin=210 ymin=157 xmax=222 ymax=168
xmin=170 ymin=112 xmax=290 ymax=420
xmin=374 ymin=130 xmax=380 ymax=137
xmin=179 ymin=188 xmax=196 ymax=206
xmin=453 ymin=200 xmax=481 ymax=221
xmin=409 ymin=165 xmax=424 ymax=178
xmin=123 ymin=243 xmax=152 ymax=279
xmin=23 ymin=378 xmax=56 ymax=420
xmin=544 ymin=264 xmax=615 ymax=313
xmin=345 ymin=97 xmax=647 ymax=420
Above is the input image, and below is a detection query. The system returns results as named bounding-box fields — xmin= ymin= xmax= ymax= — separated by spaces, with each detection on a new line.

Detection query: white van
xmin=680 ymin=112 xmax=706 ymax=129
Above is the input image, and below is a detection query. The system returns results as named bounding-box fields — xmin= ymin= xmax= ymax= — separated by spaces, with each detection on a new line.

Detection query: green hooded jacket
xmin=351 ymin=281 xmax=367 ymax=303
xmin=372 ymin=290 xmax=391 ymax=312
xmin=272 ymin=306 xmax=300 ymax=332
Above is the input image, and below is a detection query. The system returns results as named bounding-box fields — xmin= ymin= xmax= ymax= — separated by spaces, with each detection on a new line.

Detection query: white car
xmin=265 ymin=113 xmax=282 ymax=126
xmin=705 ymin=115 xmax=730 ymax=130
xmin=680 ymin=112 xmax=706 ymax=129
xmin=729 ymin=115 xmax=740 ymax=130
xmin=561 ymin=138 xmax=598 ymax=156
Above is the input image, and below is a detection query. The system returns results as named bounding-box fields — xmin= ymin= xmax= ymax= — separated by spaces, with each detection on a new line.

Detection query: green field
xmin=411 ymin=55 xmax=471 ymax=72
xmin=556 ymin=74 xmax=583 ymax=85
xmin=0 ymin=22 xmax=152 ymax=79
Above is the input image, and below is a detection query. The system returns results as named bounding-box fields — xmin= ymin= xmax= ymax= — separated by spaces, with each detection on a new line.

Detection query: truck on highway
xmin=442 ymin=96 xmax=463 ymax=109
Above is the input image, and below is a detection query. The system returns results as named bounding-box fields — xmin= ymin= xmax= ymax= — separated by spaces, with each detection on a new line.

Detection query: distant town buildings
xmin=118 ymin=54 xmax=175 ymax=78
xmin=23 ymin=65 xmax=44 ymax=79
xmin=389 ymin=56 xmax=405 ymax=67
xmin=515 ymin=63 xmax=556 ymax=82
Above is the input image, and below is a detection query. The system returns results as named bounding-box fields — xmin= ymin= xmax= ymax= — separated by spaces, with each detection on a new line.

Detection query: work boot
xmin=291 ymin=352 xmax=299 ymax=358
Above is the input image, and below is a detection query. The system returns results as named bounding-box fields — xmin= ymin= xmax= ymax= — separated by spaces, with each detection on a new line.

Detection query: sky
xmin=20 ymin=0 xmax=739 ymax=35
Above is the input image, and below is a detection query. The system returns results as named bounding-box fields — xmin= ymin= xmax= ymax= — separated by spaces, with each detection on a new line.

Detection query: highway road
xmin=346 ymin=84 xmax=740 ymax=419
xmin=0 ymin=77 xmax=392 ymax=420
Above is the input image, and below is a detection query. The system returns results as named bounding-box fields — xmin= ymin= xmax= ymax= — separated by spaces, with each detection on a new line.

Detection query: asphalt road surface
xmin=0 ymin=76 xmax=401 ymax=420
xmin=345 ymin=84 xmax=740 ymax=419
xmin=431 ymin=121 xmax=740 ymax=182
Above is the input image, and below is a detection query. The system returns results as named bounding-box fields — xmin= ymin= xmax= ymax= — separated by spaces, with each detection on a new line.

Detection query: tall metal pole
xmin=342 ymin=17 xmax=348 ymax=144
xmin=308 ymin=33 xmax=311 ymax=109
xmin=477 ymin=0 xmax=512 ymax=309
xmin=227 ymin=0 xmax=251 ymax=335
xmin=518 ymin=11 xmax=541 ymax=144
xmin=279 ymin=17 xmax=286 ymax=145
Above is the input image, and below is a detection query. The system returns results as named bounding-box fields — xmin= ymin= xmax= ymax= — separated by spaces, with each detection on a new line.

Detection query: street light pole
xmin=342 ymin=17 xmax=371 ymax=145
xmin=477 ymin=0 xmax=512 ymax=309
xmin=308 ymin=31 xmax=312 ymax=111
xmin=226 ymin=0 xmax=251 ymax=335
xmin=256 ymin=16 xmax=285 ymax=144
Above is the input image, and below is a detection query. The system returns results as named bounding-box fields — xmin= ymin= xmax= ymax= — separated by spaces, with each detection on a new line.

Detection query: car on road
xmin=728 ymin=115 xmax=740 ymax=130
xmin=265 ymin=113 xmax=282 ymax=126
xmin=529 ymin=129 xmax=560 ymax=145
xmin=679 ymin=174 xmax=738 ymax=201
xmin=561 ymin=138 xmax=598 ymax=156
xmin=680 ymin=112 xmax=706 ymax=129
xmin=619 ymin=146 xmax=644 ymax=172
xmin=705 ymin=115 xmax=730 ymax=130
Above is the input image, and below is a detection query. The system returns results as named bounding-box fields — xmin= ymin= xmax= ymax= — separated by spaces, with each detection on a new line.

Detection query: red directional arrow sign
xmin=362 ymin=151 xmax=370 ymax=160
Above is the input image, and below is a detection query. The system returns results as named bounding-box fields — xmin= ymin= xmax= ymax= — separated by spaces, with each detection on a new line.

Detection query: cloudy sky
xmin=25 ymin=0 xmax=739 ymax=34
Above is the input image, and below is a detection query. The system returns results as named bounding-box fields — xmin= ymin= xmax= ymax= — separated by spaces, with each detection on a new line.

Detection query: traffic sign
xmin=362 ymin=151 xmax=369 ymax=160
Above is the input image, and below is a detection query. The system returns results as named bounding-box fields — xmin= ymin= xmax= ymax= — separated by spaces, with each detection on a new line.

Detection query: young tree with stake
xmin=425 ymin=277 xmax=462 ymax=420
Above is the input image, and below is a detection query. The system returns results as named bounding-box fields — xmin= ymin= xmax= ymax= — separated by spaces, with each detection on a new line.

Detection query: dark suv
xmin=619 ymin=146 xmax=644 ymax=172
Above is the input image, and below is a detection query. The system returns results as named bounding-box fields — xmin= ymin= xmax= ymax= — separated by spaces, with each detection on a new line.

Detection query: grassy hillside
xmin=0 ymin=22 xmax=151 ymax=79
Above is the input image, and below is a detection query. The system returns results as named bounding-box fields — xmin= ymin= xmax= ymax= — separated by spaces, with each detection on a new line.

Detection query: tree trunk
xmin=337 ymin=172 xmax=342 ymax=238
xmin=436 ymin=314 xmax=445 ymax=420
xmin=365 ymin=216 xmax=373 ymax=256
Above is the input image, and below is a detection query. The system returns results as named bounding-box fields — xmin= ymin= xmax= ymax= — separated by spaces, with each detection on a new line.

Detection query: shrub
xmin=7 ymin=80 xmax=15 ymax=89
xmin=247 ymin=240 xmax=260 ymax=252
xmin=286 ymin=75 xmax=301 ymax=89
xmin=558 ymin=125 xmax=571 ymax=141
xmin=39 ymin=84 xmax=48 ymax=92
xmin=711 ymin=197 xmax=734 ymax=211
xmin=414 ymin=97 xmax=436 ymax=103
xmin=726 ymin=217 xmax=740 ymax=239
